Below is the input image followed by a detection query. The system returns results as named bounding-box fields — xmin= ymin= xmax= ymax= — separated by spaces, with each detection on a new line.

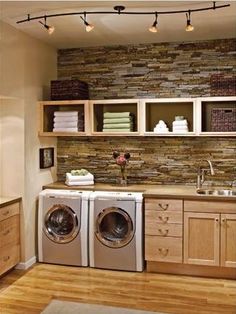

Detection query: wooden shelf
xmin=38 ymin=97 xmax=236 ymax=137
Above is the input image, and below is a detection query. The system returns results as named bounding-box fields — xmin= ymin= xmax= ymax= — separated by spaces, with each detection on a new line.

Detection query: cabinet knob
xmin=3 ymin=256 xmax=10 ymax=262
xmin=158 ymin=248 xmax=169 ymax=256
xmin=215 ymin=218 xmax=219 ymax=222
xmin=158 ymin=203 xmax=169 ymax=211
xmin=158 ymin=229 xmax=169 ymax=236
xmin=3 ymin=229 xmax=10 ymax=236
xmin=158 ymin=216 xmax=169 ymax=223
xmin=3 ymin=210 xmax=10 ymax=216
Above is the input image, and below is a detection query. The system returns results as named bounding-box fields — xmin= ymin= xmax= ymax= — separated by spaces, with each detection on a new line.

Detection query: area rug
xmin=41 ymin=300 xmax=163 ymax=314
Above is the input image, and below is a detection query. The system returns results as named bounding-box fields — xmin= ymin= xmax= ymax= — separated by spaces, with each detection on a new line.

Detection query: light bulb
xmin=186 ymin=20 xmax=194 ymax=32
xmin=47 ymin=25 xmax=55 ymax=34
xmin=149 ymin=25 xmax=158 ymax=33
xmin=86 ymin=24 xmax=94 ymax=32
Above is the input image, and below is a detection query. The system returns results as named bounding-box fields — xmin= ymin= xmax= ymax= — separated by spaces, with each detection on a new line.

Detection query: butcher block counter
xmin=43 ymin=182 xmax=236 ymax=202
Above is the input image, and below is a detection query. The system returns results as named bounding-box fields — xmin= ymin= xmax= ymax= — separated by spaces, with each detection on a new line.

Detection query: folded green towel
xmin=103 ymin=112 xmax=132 ymax=118
xmin=103 ymin=128 xmax=133 ymax=132
xmin=103 ymin=123 xmax=133 ymax=129
xmin=103 ymin=117 xmax=132 ymax=124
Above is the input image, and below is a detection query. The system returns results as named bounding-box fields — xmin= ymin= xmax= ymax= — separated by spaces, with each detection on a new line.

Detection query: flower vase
xmin=117 ymin=168 xmax=127 ymax=186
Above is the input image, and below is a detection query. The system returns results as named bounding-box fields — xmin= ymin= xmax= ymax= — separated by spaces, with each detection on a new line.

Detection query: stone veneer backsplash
xmin=57 ymin=38 xmax=236 ymax=185
xmin=57 ymin=137 xmax=236 ymax=186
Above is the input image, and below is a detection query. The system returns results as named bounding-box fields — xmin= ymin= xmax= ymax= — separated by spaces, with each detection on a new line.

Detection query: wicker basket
xmin=211 ymin=108 xmax=236 ymax=132
xmin=51 ymin=79 xmax=89 ymax=100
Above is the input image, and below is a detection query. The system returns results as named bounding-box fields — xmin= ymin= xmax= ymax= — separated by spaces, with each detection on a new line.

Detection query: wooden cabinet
xmin=184 ymin=201 xmax=236 ymax=268
xmin=0 ymin=201 xmax=20 ymax=276
xmin=145 ymin=198 xmax=183 ymax=263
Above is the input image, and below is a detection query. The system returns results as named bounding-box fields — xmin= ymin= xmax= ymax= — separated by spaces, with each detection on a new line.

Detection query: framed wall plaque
xmin=39 ymin=147 xmax=54 ymax=169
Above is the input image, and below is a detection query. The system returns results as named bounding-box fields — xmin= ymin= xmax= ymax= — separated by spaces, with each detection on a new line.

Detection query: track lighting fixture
xmin=149 ymin=13 xmax=158 ymax=33
xmin=185 ymin=11 xmax=194 ymax=32
xmin=38 ymin=17 xmax=55 ymax=35
xmin=80 ymin=13 xmax=94 ymax=32
xmin=17 ymin=2 xmax=230 ymax=35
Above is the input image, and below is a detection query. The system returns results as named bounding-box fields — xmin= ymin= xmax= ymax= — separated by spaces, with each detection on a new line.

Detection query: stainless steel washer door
xmin=95 ymin=207 xmax=134 ymax=248
xmin=44 ymin=204 xmax=80 ymax=243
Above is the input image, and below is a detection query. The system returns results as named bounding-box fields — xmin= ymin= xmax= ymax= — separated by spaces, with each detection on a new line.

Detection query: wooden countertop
xmin=0 ymin=196 xmax=21 ymax=208
xmin=43 ymin=182 xmax=236 ymax=202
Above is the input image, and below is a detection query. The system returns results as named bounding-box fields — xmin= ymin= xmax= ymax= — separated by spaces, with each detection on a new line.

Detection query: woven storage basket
xmin=211 ymin=108 xmax=236 ymax=132
xmin=51 ymin=79 xmax=89 ymax=100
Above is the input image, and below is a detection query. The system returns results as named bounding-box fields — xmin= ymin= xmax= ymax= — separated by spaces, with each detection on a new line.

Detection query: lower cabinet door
xmin=184 ymin=212 xmax=220 ymax=266
xmin=145 ymin=236 xmax=182 ymax=263
xmin=221 ymin=214 xmax=236 ymax=268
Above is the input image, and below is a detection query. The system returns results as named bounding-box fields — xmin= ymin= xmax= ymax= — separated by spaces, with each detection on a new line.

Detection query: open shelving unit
xmin=38 ymin=97 xmax=236 ymax=137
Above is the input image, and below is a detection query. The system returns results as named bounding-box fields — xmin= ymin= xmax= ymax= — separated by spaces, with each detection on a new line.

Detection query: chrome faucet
xmin=196 ymin=159 xmax=215 ymax=189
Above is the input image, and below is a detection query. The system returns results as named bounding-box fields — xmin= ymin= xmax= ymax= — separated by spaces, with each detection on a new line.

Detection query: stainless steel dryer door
xmin=44 ymin=204 xmax=80 ymax=243
xmin=95 ymin=207 xmax=134 ymax=248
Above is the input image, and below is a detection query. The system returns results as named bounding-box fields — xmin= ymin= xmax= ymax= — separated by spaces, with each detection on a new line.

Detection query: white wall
xmin=0 ymin=21 xmax=57 ymax=264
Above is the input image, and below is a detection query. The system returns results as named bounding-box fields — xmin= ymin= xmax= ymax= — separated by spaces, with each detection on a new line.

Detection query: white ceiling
xmin=0 ymin=1 xmax=236 ymax=48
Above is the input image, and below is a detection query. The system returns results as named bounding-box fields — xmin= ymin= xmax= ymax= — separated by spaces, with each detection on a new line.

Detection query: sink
xmin=196 ymin=189 xmax=236 ymax=196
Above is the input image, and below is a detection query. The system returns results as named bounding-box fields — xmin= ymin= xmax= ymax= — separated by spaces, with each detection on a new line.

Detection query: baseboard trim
xmin=15 ymin=256 xmax=37 ymax=270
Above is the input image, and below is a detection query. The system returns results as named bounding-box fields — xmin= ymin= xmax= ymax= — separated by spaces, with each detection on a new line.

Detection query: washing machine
xmin=89 ymin=191 xmax=143 ymax=272
xmin=38 ymin=189 xmax=90 ymax=266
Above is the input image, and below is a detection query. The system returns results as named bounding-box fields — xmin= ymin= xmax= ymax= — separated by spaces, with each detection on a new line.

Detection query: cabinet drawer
xmin=0 ymin=202 xmax=20 ymax=222
xmin=0 ymin=215 xmax=20 ymax=248
xmin=145 ymin=198 xmax=182 ymax=212
xmin=145 ymin=210 xmax=183 ymax=224
xmin=184 ymin=200 xmax=236 ymax=214
xmin=0 ymin=244 xmax=20 ymax=275
xmin=145 ymin=222 xmax=182 ymax=237
xmin=145 ymin=236 xmax=182 ymax=263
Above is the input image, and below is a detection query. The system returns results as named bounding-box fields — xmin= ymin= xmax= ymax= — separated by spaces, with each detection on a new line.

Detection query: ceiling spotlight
xmin=39 ymin=17 xmax=55 ymax=34
xmin=186 ymin=11 xmax=194 ymax=32
xmin=149 ymin=13 xmax=158 ymax=33
xmin=80 ymin=13 xmax=94 ymax=32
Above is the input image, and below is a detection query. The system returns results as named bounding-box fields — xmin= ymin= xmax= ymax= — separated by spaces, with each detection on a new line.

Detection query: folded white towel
xmin=66 ymin=172 xmax=94 ymax=182
xmin=53 ymin=128 xmax=78 ymax=132
xmin=153 ymin=127 xmax=169 ymax=133
xmin=174 ymin=129 xmax=189 ymax=133
xmin=54 ymin=116 xmax=79 ymax=122
xmin=65 ymin=180 xmax=94 ymax=186
xmin=54 ymin=121 xmax=78 ymax=128
xmin=173 ymin=126 xmax=189 ymax=130
xmin=172 ymin=120 xmax=188 ymax=126
xmin=54 ymin=111 xmax=78 ymax=117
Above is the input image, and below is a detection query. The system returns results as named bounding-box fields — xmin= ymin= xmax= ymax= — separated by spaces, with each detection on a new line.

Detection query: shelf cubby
xmin=90 ymin=99 xmax=140 ymax=136
xmin=197 ymin=97 xmax=236 ymax=136
xmin=38 ymin=100 xmax=89 ymax=136
xmin=142 ymin=98 xmax=196 ymax=136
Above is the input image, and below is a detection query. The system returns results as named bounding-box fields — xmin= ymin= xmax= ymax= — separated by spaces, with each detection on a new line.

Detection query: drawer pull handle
xmin=3 ymin=229 xmax=10 ymax=236
xmin=158 ymin=248 xmax=169 ymax=256
xmin=158 ymin=216 xmax=169 ymax=223
xmin=158 ymin=204 xmax=169 ymax=211
xmin=158 ymin=229 xmax=169 ymax=236
xmin=2 ymin=210 xmax=10 ymax=216
xmin=3 ymin=256 xmax=10 ymax=262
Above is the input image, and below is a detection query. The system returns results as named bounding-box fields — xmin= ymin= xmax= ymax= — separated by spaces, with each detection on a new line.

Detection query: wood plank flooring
xmin=0 ymin=263 xmax=236 ymax=314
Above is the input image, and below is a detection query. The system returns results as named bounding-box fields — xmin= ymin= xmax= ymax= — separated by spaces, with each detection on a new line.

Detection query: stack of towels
xmin=102 ymin=112 xmax=134 ymax=132
xmin=172 ymin=116 xmax=189 ymax=133
xmin=153 ymin=120 xmax=169 ymax=133
xmin=65 ymin=169 xmax=94 ymax=186
xmin=53 ymin=111 xmax=84 ymax=132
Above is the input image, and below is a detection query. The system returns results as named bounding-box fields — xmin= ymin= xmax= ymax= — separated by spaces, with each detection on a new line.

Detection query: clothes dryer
xmin=89 ymin=191 xmax=143 ymax=271
xmin=38 ymin=189 xmax=90 ymax=266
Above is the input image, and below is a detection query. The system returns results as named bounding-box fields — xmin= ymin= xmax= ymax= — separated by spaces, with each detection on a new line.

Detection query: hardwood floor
xmin=0 ymin=263 xmax=236 ymax=314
